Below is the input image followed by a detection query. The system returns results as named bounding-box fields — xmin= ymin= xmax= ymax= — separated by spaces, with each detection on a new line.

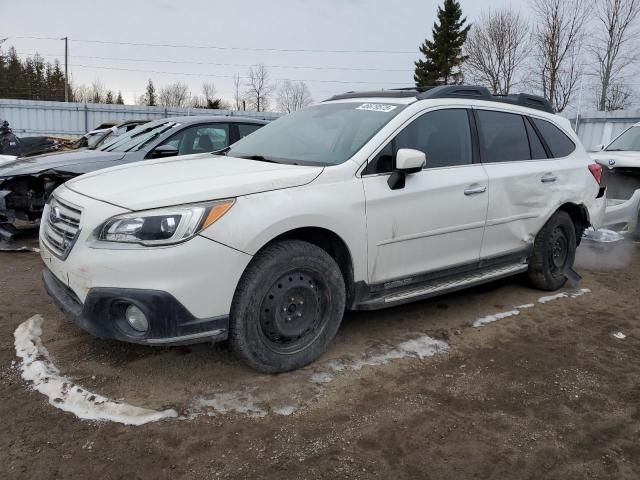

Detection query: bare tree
xmin=591 ymin=0 xmax=640 ymax=110
xmin=202 ymin=82 xmax=217 ymax=104
xmin=244 ymin=64 xmax=275 ymax=112
xmin=531 ymin=0 xmax=590 ymax=112
xmin=89 ymin=80 xmax=106 ymax=103
xmin=464 ymin=8 xmax=531 ymax=95
xmin=277 ymin=80 xmax=313 ymax=113
xmin=603 ymin=81 xmax=634 ymax=109
xmin=158 ymin=81 xmax=190 ymax=107
xmin=232 ymin=73 xmax=243 ymax=110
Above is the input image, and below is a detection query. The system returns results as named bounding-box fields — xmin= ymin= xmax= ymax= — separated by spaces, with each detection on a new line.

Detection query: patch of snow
xmin=613 ymin=332 xmax=627 ymax=340
xmin=516 ymin=304 xmax=535 ymax=309
xmin=191 ymin=392 xmax=267 ymax=418
xmin=538 ymin=288 xmax=591 ymax=304
xmin=583 ymin=227 xmax=624 ymax=243
xmin=348 ymin=336 xmax=448 ymax=370
xmin=472 ymin=309 xmax=521 ymax=328
xmin=14 ymin=315 xmax=178 ymax=426
xmin=273 ymin=405 xmax=298 ymax=416
xmin=310 ymin=372 xmax=333 ymax=384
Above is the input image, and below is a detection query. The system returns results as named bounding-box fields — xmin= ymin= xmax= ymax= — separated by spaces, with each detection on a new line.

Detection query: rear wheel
xmin=528 ymin=211 xmax=577 ymax=291
xmin=229 ymin=240 xmax=346 ymax=373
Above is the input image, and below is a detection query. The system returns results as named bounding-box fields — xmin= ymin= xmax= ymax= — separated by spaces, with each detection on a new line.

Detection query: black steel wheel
xmin=230 ymin=239 xmax=346 ymax=373
xmin=528 ymin=210 xmax=577 ymax=291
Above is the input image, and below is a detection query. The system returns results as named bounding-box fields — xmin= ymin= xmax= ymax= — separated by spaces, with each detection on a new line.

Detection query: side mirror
xmin=592 ymin=144 xmax=605 ymax=152
xmin=388 ymin=148 xmax=426 ymax=190
xmin=150 ymin=145 xmax=179 ymax=159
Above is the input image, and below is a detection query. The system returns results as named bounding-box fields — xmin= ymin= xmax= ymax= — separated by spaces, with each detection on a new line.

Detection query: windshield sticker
xmin=356 ymin=104 xmax=398 ymax=113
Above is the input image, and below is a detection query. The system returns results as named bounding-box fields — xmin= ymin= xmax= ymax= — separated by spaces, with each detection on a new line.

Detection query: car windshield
xmin=227 ymin=102 xmax=404 ymax=166
xmin=100 ymin=122 xmax=178 ymax=153
xmin=606 ymin=126 xmax=640 ymax=152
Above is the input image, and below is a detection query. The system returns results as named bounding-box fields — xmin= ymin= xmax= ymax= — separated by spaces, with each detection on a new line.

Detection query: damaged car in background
xmin=69 ymin=120 xmax=149 ymax=151
xmin=0 ymin=115 xmax=268 ymax=238
xmin=591 ymin=121 xmax=640 ymax=239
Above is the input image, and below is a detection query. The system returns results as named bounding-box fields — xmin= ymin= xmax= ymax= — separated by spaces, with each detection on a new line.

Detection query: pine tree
xmin=145 ymin=79 xmax=156 ymax=106
xmin=0 ymin=49 xmax=6 ymax=98
xmin=116 ymin=91 xmax=125 ymax=104
xmin=5 ymin=47 xmax=24 ymax=99
xmin=105 ymin=90 xmax=114 ymax=104
xmin=414 ymin=0 xmax=470 ymax=87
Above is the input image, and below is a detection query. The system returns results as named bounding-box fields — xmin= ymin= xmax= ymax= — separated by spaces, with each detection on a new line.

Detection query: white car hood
xmin=591 ymin=150 xmax=640 ymax=169
xmin=65 ymin=153 xmax=323 ymax=211
xmin=0 ymin=154 xmax=17 ymax=166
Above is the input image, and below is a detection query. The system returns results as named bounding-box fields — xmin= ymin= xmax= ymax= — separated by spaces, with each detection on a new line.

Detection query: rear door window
xmin=476 ymin=110 xmax=530 ymax=163
xmin=525 ymin=118 xmax=548 ymax=159
xmin=531 ymin=118 xmax=576 ymax=158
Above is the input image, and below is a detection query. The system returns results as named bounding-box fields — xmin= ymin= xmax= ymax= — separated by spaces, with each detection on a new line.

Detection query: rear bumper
xmin=42 ymin=267 xmax=229 ymax=345
xmin=601 ymin=189 xmax=640 ymax=232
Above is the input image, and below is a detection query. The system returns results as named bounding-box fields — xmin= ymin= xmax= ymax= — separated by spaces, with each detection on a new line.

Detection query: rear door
xmin=475 ymin=109 xmax=569 ymax=259
xmin=362 ymin=108 xmax=489 ymax=285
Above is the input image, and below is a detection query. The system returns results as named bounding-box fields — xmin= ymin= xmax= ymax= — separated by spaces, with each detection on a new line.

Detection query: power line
xmin=9 ymin=35 xmax=416 ymax=55
xmin=17 ymin=51 xmax=411 ymax=73
xmin=68 ymin=63 xmax=410 ymax=86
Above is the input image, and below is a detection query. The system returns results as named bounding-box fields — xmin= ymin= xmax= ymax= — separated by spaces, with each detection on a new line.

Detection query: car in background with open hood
xmin=0 ymin=115 xmax=268 ymax=238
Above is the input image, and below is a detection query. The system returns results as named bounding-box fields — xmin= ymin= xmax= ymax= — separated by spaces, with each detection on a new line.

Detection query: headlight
xmin=97 ymin=199 xmax=234 ymax=246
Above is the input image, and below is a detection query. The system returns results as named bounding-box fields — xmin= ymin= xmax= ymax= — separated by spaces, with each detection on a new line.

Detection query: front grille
xmin=43 ymin=196 xmax=82 ymax=259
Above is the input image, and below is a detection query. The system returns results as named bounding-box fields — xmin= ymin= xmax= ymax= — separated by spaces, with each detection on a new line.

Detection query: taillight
xmin=588 ymin=164 xmax=602 ymax=185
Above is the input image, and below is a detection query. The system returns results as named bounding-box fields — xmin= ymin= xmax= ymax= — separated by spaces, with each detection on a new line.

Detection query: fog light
xmin=125 ymin=305 xmax=149 ymax=332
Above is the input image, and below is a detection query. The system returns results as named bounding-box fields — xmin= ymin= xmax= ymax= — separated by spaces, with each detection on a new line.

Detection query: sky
xmin=1 ymin=0 xmax=527 ymax=106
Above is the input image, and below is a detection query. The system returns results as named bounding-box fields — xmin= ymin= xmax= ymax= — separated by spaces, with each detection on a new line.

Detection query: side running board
xmin=355 ymin=262 xmax=528 ymax=311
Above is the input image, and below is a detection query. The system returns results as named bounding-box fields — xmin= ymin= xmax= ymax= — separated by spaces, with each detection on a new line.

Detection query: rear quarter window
xmin=531 ymin=118 xmax=576 ymax=158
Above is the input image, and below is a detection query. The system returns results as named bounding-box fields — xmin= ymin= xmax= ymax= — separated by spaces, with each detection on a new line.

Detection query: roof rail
xmin=324 ymin=90 xmax=420 ymax=101
xmin=324 ymin=85 xmax=554 ymax=113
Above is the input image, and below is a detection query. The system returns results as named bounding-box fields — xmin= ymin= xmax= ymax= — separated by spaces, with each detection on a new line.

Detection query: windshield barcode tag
xmin=356 ymin=104 xmax=397 ymax=113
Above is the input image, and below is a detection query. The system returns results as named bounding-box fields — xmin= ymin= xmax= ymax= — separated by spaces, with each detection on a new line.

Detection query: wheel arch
xmin=558 ymin=202 xmax=589 ymax=245
xmin=251 ymin=227 xmax=357 ymax=307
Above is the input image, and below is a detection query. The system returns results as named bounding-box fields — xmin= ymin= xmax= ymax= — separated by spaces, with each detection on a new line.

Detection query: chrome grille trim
xmin=43 ymin=196 xmax=82 ymax=259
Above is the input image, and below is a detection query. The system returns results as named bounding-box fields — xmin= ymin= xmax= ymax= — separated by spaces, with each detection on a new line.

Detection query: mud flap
xmin=564 ymin=267 xmax=582 ymax=288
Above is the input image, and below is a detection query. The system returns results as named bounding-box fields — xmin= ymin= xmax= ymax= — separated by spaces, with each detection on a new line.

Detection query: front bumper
xmin=43 ymin=267 xmax=229 ymax=345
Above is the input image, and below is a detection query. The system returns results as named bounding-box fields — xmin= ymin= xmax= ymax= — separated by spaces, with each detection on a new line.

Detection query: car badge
xmin=50 ymin=206 xmax=62 ymax=224
xmin=608 ymin=159 xmax=616 ymax=167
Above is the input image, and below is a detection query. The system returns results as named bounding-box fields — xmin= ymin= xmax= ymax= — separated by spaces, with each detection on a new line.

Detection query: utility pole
xmin=62 ymin=37 xmax=69 ymax=102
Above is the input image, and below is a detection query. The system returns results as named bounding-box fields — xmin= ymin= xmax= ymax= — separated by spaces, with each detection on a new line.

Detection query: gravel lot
xmin=1 ymin=239 xmax=639 ymax=479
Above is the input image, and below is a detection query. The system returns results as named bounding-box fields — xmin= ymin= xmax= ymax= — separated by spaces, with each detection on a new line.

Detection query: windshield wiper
xmin=238 ymin=154 xmax=280 ymax=163
xmin=212 ymin=146 xmax=231 ymax=156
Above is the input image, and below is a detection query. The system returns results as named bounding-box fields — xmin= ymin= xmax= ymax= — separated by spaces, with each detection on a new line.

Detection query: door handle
xmin=541 ymin=173 xmax=558 ymax=183
xmin=464 ymin=185 xmax=487 ymax=196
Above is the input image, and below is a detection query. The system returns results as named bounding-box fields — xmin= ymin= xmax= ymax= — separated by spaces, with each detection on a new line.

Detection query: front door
xmin=362 ymin=108 xmax=489 ymax=285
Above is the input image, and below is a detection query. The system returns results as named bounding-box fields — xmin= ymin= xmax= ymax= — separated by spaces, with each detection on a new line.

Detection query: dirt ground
xmin=1 ymin=239 xmax=639 ymax=480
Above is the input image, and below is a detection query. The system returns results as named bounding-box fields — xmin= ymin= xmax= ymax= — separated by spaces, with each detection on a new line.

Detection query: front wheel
xmin=528 ymin=211 xmax=577 ymax=291
xmin=229 ymin=240 xmax=346 ymax=373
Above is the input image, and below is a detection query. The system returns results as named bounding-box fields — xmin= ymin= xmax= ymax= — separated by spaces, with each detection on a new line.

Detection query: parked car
xmin=69 ymin=120 xmax=150 ymax=151
xmin=591 ymin=122 xmax=640 ymax=239
xmin=40 ymin=85 xmax=605 ymax=373
xmin=0 ymin=121 xmax=61 ymax=158
xmin=0 ymin=116 xmax=268 ymax=237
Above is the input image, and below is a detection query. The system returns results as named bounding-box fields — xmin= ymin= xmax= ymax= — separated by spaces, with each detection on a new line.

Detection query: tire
xmin=528 ymin=210 xmax=577 ymax=291
xmin=229 ymin=240 xmax=346 ymax=373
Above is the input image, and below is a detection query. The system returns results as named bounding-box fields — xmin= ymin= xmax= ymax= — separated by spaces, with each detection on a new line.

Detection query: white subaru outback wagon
xmin=40 ymin=86 xmax=606 ymax=373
